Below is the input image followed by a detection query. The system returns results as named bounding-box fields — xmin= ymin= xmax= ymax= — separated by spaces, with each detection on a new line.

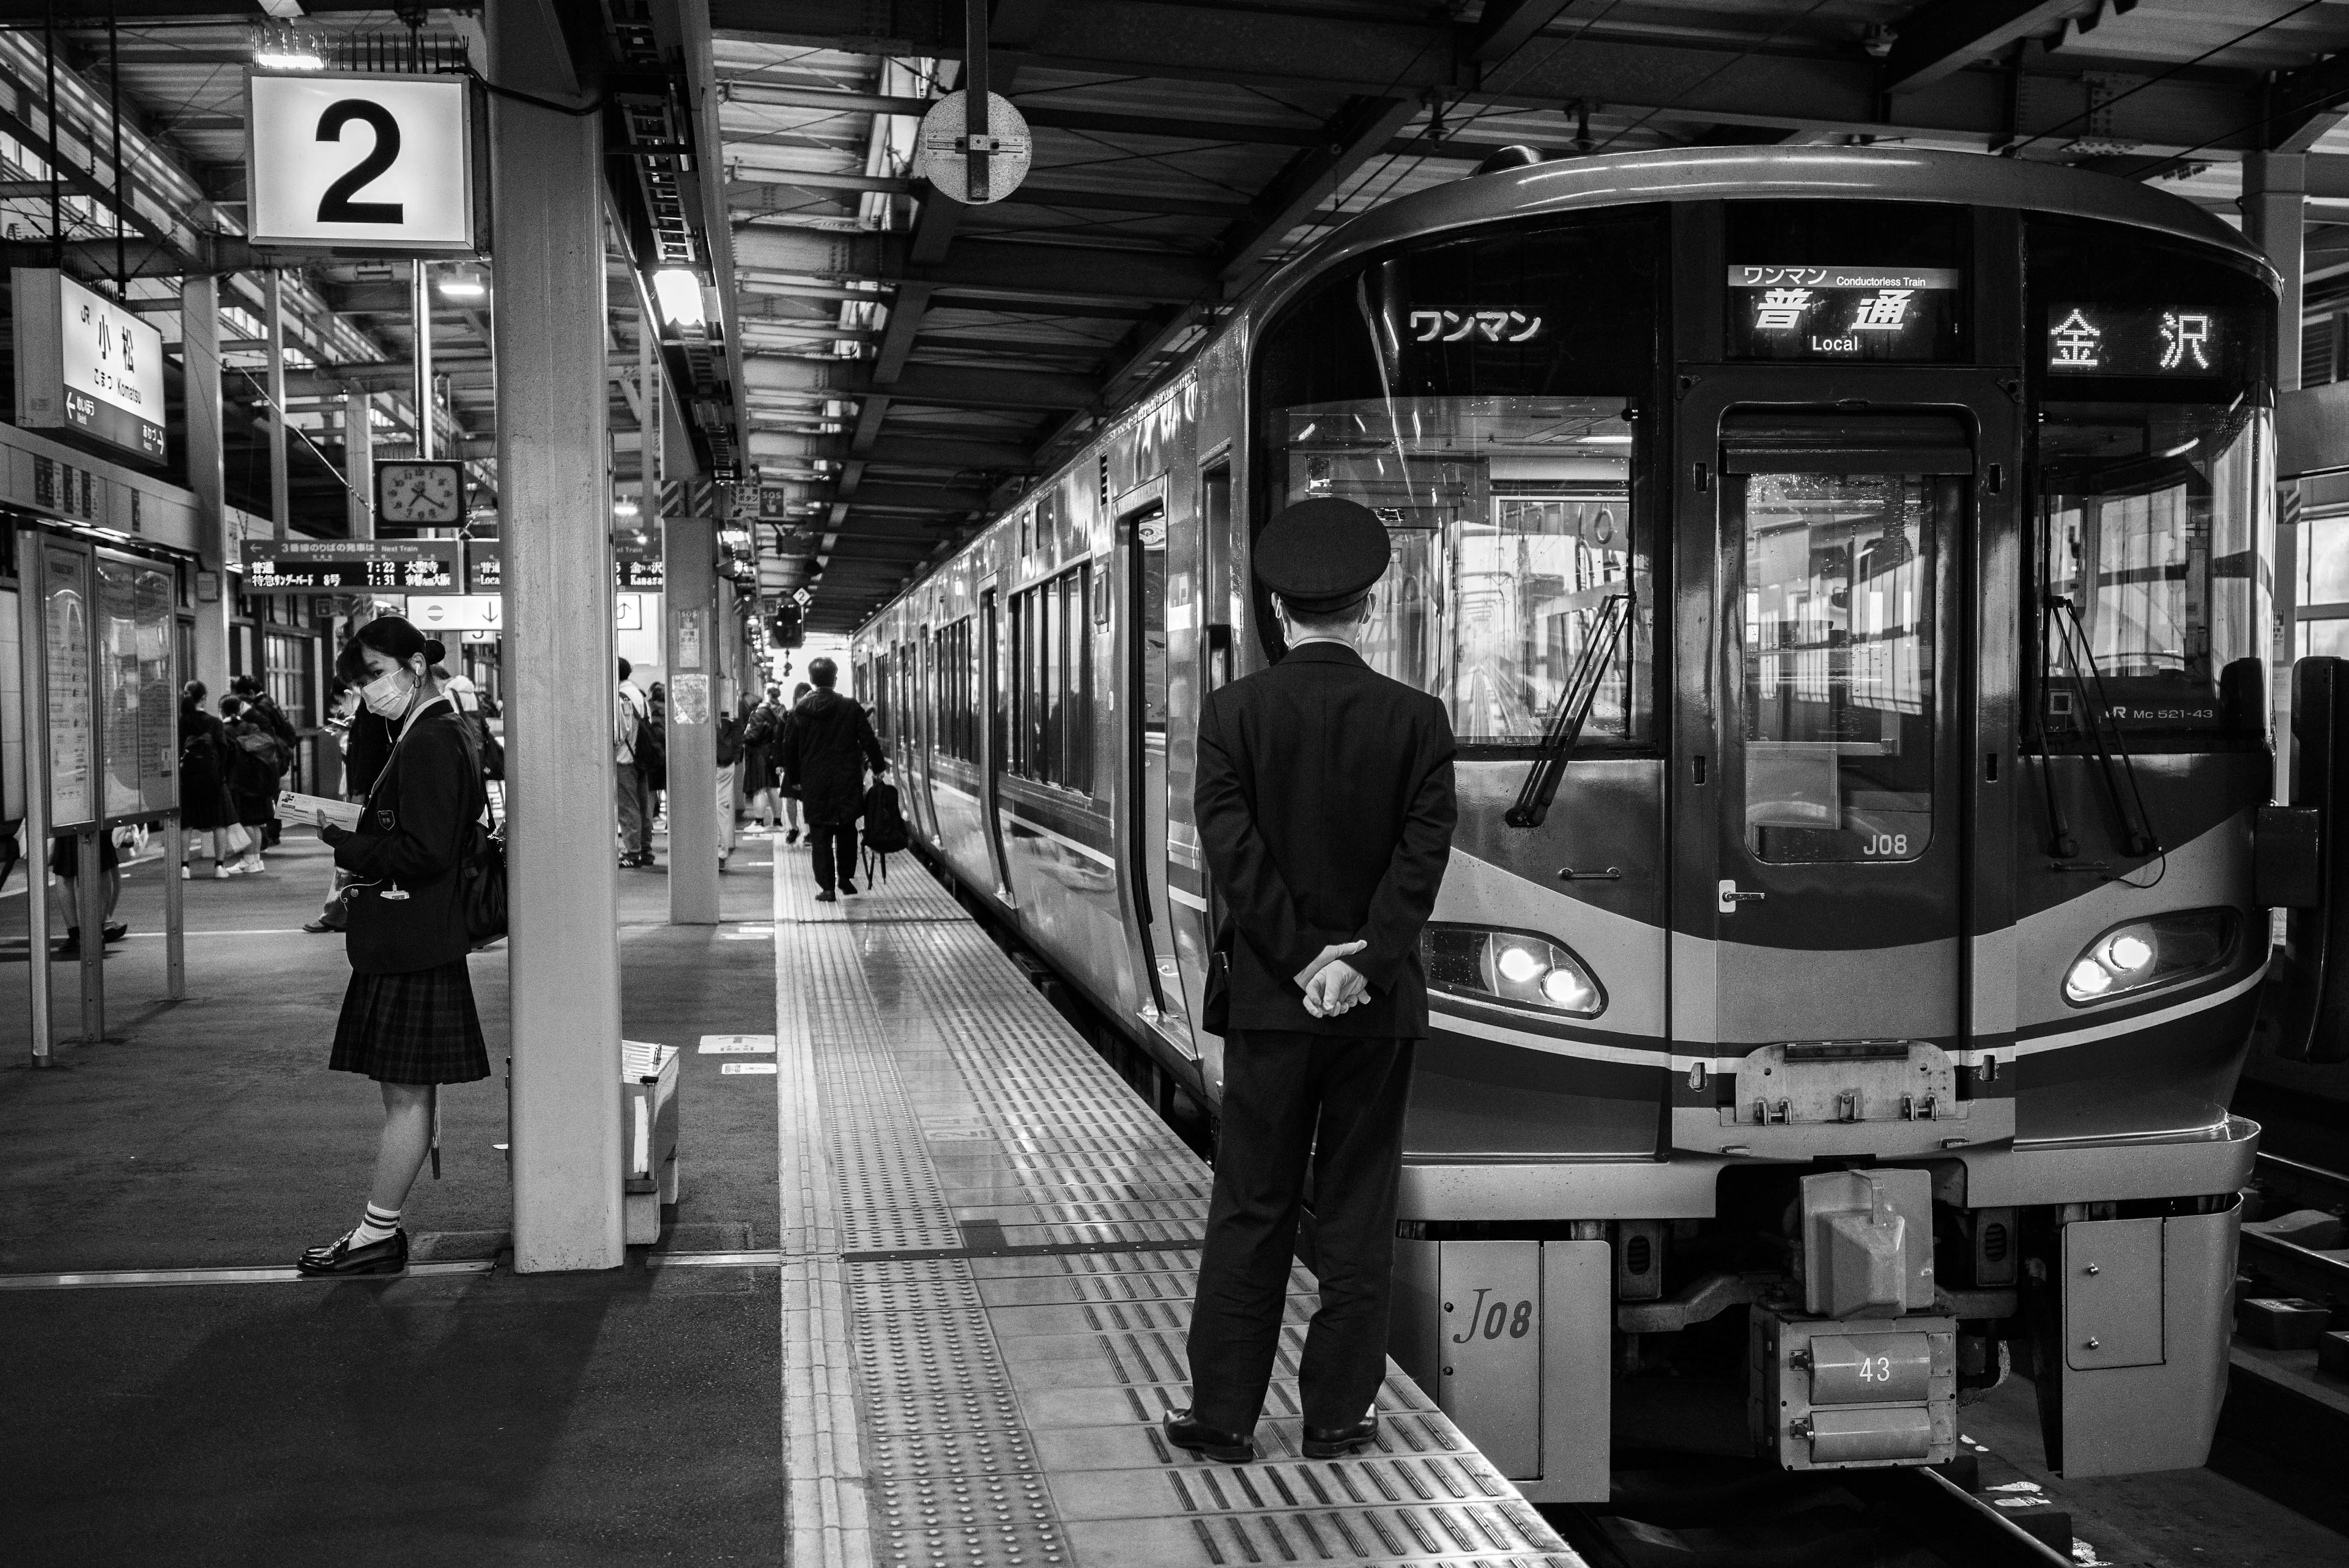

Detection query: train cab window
xmin=1252 ymin=210 xmax=1661 ymax=749
xmin=2025 ymin=215 xmax=2275 ymax=752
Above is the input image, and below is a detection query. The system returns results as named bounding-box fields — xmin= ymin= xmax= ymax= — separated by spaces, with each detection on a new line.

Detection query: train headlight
xmin=1422 ymin=924 xmax=1606 ymax=1019
xmin=2061 ymin=909 xmax=2237 ymax=1006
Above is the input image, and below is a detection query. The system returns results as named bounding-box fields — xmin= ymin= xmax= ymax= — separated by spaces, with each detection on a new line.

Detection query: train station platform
xmin=0 ymin=834 xmax=1573 ymax=1566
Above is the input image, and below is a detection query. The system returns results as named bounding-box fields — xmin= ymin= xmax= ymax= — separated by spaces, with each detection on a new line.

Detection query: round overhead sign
xmin=914 ymin=91 xmax=1032 ymax=205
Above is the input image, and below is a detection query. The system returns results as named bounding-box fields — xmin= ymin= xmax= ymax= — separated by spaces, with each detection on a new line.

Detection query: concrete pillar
xmin=666 ymin=511 xmax=721 ymax=922
xmin=345 ymin=388 xmax=374 ymax=539
xmin=491 ymin=0 xmax=625 ymax=1273
xmin=179 ymin=274 xmax=231 ymax=704
xmin=2245 ymin=153 xmax=2307 ymax=786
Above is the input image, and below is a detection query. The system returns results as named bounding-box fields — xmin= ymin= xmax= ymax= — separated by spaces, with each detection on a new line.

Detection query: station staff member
xmin=1167 ymin=498 xmax=1457 ymax=1464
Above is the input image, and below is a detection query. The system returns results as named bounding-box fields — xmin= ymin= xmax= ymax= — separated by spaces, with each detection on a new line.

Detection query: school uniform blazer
xmin=1193 ymin=642 xmax=1458 ymax=1038
xmin=321 ymin=703 xmax=482 ymax=974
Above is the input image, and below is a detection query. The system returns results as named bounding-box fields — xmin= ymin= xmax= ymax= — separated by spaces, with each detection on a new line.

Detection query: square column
xmin=179 ymin=275 xmax=231 ymax=703
xmin=491 ymin=0 xmax=625 ymax=1272
xmin=666 ymin=512 xmax=721 ymax=923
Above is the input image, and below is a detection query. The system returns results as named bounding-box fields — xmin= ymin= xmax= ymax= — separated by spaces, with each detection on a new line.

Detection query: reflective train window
xmin=1252 ymin=211 xmax=1661 ymax=748
xmin=2025 ymin=215 xmax=2275 ymax=751
xmin=1732 ymin=472 xmax=1945 ymax=864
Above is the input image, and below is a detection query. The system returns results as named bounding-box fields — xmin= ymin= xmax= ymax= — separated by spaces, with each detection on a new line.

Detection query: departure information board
xmin=2045 ymin=304 xmax=2235 ymax=377
xmin=1727 ymin=266 xmax=1963 ymax=362
xmin=240 ymin=538 xmax=461 ymax=590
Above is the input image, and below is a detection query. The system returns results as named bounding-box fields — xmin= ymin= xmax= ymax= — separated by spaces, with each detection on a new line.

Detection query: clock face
xmin=378 ymin=462 xmax=463 ymax=525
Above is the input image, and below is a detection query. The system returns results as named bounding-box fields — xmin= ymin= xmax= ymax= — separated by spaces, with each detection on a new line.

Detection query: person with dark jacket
xmin=778 ymin=656 xmax=886 ymax=901
xmin=1165 ymin=498 xmax=1457 ymax=1467
xmin=304 ymin=681 xmax=396 ymax=934
xmin=231 ymin=675 xmax=297 ymax=848
xmin=218 ymin=696 xmax=278 ymax=874
xmin=295 ymin=616 xmax=489 ymax=1276
xmin=177 ymin=681 xmax=239 ymax=878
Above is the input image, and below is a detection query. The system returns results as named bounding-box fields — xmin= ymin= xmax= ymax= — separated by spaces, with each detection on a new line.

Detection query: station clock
xmin=376 ymin=460 xmax=466 ymax=528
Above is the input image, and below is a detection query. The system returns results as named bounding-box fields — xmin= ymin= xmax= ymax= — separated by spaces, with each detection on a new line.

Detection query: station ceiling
xmin=8 ymin=2 xmax=2349 ymax=633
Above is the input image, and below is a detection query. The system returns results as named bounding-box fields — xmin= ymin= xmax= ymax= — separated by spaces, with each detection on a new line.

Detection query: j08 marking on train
xmin=1450 ymin=1288 xmax=1534 ymax=1343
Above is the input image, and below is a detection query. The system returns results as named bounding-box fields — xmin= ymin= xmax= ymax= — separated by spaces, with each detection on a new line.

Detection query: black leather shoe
xmin=814 ymin=889 xmax=837 ymax=903
xmin=103 ymin=922 xmax=128 ymax=943
xmin=55 ymin=929 xmax=81 ymax=958
xmin=302 ymin=919 xmax=342 ymax=934
xmin=839 ymin=880 xmax=858 ymax=896
xmin=296 ymin=1227 xmax=408 ymax=1277
xmin=1163 ymin=1409 xmax=1255 ymax=1463
xmin=1302 ymin=1411 xmax=1379 ymax=1459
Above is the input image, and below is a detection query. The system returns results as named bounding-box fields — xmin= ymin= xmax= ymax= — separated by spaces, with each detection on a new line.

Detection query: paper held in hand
xmin=277 ymin=790 xmax=364 ymax=830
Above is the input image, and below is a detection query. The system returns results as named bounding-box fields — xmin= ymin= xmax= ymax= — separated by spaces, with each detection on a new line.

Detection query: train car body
xmin=853 ymin=147 xmax=2279 ymax=1497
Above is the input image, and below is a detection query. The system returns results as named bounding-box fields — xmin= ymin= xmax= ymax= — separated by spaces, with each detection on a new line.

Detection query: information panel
xmin=461 ymin=539 xmax=659 ymax=591
xmin=41 ymin=540 xmax=94 ymax=830
xmin=1726 ymin=265 xmax=1963 ymax=362
xmin=2045 ymin=304 xmax=2236 ymax=377
xmin=241 ymin=538 xmax=461 ymax=590
xmin=466 ymin=537 xmax=502 ymax=591
xmin=12 ymin=269 xmax=168 ymax=462
xmin=131 ymin=559 xmax=177 ymax=815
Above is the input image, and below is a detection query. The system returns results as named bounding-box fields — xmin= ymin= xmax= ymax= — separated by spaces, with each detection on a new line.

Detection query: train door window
xmin=1066 ymin=564 xmax=1094 ymax=793
xmin=1135 ymin=508 xmax=1169 ymax=733
xmin=1043 ymin=573 xmax=1064 ymax=783
xmin=987 ymin=590 xmax=1008 ymax=770
xmin=1729 ymin=467 xmax=1950 ymax=864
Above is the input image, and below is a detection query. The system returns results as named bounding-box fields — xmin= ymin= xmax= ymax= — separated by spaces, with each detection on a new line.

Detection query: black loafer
xmin=296 ymin=1227 xmax=409 ymax=1277
xmin=1163 ymin=1409 xmax=1256 ymax=1463
xmin=1303 ymin=1411 xmax=1379 ymax=1459
xmin=813 ymin=890 xmax=837 ymax=903
xmin=302 ymin=919 xmax=341 ymax=934
xmin=839 ymin=881 xmax=858 ymax=896
xmin=103 ymin=922 xmax=128 ymax=943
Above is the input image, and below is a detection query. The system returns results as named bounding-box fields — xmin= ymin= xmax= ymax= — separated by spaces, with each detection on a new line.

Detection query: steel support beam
xmin=1218 ymin=94 xmax=1419 ymax=286
xmin=491 ymin=0 xmax=626 ymax=1274
xmin=2247 ymin=152 xmax=2307 ymax=793
xmin=1881 ymin=1 xmax=2077 ymax=95
xmin=180 ymin=274 xmax=231 ymax=704
xmin=1463 ymin=0 xmax=1573 ymax=64
xmin=264 ymin=271 xmax=290 ymax=539
xmin=666 ymin=511 xmax=722 ymax=923
xmin=345 ymin=388 xmax=374 ymax=539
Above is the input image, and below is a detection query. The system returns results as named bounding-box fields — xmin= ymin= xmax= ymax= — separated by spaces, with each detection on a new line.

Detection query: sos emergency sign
xmin=246 ymin=72 xmax=479 ymax=252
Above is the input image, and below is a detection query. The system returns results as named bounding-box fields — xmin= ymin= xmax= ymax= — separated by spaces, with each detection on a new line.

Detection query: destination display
xmin=2045 ymin=304 xmax=2233 ymax=377
xmin=467 ymin=537 xmax=501 ymax=591
xmin=462 ymin=538 xmax=661 ymax=591
xmin=240 ymin=538 xmax=461 ymax=590
xmin=1726 ymin=265 xmax=1962 ymax=362
xmin=12 ymin=269 xmax=168 ymax=463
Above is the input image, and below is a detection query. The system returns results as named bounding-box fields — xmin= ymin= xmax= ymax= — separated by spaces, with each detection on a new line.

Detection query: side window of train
xmin=1249 ymin=212 xmax=1661 ymax=750
xmin=1006 ymin=563 xmax=1097 ymax=794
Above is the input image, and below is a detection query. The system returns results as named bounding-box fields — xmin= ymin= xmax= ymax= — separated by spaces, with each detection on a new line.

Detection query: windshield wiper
xmin=2045 ymin=594 xmax=2162 ymax=862
xmin=1507 ymin=593 xmax=1631 ymax=829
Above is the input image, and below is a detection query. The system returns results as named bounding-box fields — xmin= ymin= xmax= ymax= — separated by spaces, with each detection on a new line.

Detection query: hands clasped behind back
xmin=1294 ymin=940 xmax=1370 ymax=1019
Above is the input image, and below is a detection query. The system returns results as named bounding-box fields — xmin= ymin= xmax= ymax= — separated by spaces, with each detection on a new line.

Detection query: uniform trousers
xmin=1186 ymin=1029 xmax=1415 ymax=1433
xmin=615 ymin=760 xmax=653 ymax=855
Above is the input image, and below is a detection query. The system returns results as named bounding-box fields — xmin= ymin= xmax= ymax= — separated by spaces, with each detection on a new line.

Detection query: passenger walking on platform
xmin=714 ymin=681 xmax=744 ymax=872
xmin=779 ymin=657 xmax=886 ymax=902
xmin=231 ymin=674 xmax=297 ymax=849
xmin=779 ymin=681 xmax=812 ymax=845
xmin=297 ymin=616 xmax=491 ymax=1277
xmin=646 ymin=679 xmax=671 ymax=826
xmin=1167 ymin=498 xmax=1457 ymax=1466
xmin=177 ymin=681 xmax=238 ymax=878
xmin=615 ymin=658 xmax=657 ymax=868
xmin=218 ymin=696 xmax=279 ymax=875
xmin=740 ymin=682 xmax=784 ymax=834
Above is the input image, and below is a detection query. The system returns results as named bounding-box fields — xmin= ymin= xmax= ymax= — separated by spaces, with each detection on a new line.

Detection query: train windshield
xmin=1253 ymin=210 xmax=1663 ymax=747
xmin=1274 ymin=397 xmax=1641 ymax=743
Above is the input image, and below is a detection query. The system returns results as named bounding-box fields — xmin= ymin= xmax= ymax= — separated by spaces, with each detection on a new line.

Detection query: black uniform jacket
xmin=1194 ymin=641 xmax=1457 ymax=1038
xmin=322 ymin=702 xmax=483 ymax=975
xmin=781 ymin=688 xmax=886 ymax=825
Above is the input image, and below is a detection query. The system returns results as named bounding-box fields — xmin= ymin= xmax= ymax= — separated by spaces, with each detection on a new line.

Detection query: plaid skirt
xmin=330 ymin=959 xmax=491 ymax=1085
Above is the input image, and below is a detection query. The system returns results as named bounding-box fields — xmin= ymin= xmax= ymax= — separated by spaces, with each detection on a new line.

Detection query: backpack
xmin=861 ymin=777 xmax=910 ymax=855
xmin=232 ymin=727 xmax=284 ymax=786
xmin=715 ymin=711 xmax=743 ymax=767
xmin=461 ymin=816 xmax=507 ymax=946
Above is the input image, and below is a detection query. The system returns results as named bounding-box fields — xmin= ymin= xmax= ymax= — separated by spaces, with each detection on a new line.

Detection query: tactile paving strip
xmin=773 ymin=856 xmax=1583 ymax=1567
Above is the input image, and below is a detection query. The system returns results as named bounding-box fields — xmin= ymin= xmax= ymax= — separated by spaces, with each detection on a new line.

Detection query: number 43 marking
xmin=316 ymin=100 xmax=403 ymax=224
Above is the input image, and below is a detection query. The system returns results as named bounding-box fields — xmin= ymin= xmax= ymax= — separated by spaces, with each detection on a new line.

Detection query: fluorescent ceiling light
xmin=253 ymin=48 xmax=325 ymax=68
xmin=439 ymin=276 xmax=487 ymax=298
xmin=652 ymin=269 xmax=706 ymax=329
xmin=614 ymin=499 xmax=641 ymax=517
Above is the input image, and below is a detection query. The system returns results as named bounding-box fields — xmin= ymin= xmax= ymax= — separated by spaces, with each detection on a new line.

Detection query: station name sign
xmin=12 ymin=269 xmax=167 ymax=464
xmin=240 ymin=538 xmax=461 ymax=590
xmin=1726 ymin=265 xmax=1962 ymax=363
xmin=2046 ymin=304 xmax=2230 ymax=378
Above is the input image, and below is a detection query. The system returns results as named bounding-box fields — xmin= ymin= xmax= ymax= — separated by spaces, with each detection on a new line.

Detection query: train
xmin=850 ymin=146 xmax=2317 ymax=1500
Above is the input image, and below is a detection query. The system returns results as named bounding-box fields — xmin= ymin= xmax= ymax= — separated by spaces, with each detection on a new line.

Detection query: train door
xmin=979 ymin=582 xmax=1016 ymax=904
xmin=1672 ymin=380 xmax=2008 ymax=1134
xmin=910 ymin=623 xmax=938 ymax=844
xmin=1118 ymin=495 xmax=1192 ymax=1049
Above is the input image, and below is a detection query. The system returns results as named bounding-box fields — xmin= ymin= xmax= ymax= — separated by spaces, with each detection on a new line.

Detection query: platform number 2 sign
xmin=247 ymin=73 xmax=478 ymax=253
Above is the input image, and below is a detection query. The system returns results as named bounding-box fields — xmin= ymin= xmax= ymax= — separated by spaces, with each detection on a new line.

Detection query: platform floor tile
xmin=770 ymin=857 xmax=1582 ymax=1567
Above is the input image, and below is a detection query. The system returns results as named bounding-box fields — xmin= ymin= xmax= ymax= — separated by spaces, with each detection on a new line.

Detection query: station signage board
xmin=458 ymin=539 xmax=659 ymax=591
xmin=246 ymin=72 xmax=479 ymax=253
xmin=1726 ymin=266 xmax=1962 ymax=363
xmin=240 ymin=538 xmax=462 ymax=591
xmin=2046 ymin=305 xmax=2233 ymax=378
xmin=466 ymin=537 xmax=502 ymax=591
xmin=11 ymin=270 xmax=167 ymax=464
xmin=403 ymin=593 xmax=652 ymax=633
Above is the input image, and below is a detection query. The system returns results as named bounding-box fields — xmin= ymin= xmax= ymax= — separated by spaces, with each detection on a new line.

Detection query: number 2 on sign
xmin=316 ymin=100 xmax=404 ymax=224
xmin=1450 ymin=1287 xmax=1535 ymax=1343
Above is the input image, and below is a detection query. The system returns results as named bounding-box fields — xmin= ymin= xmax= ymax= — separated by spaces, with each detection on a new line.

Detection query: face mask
xmin=360 ymin=666 xmax=414 ymax=718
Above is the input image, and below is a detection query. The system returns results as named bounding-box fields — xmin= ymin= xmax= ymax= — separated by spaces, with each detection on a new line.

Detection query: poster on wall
xmin=99 ymin=555 xmax=143 ymax=819
xmin=12 ymin=269 xmax=169 ymax=464
xmin=42 ymin=540 xmax=95 ymax=830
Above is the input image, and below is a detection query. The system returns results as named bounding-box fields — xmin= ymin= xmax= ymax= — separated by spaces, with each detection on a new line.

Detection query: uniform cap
xmin=1254 ymin=497 xmax=1390 ymax=612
